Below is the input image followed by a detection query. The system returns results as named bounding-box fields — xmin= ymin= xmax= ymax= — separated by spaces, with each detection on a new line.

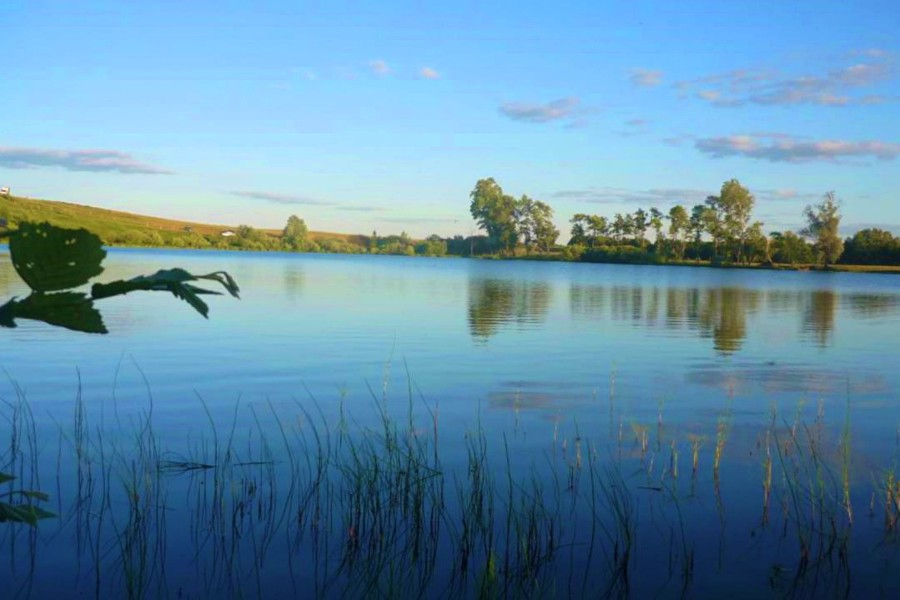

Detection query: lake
xmin=2 ymin=248 xmax=900 ymax=598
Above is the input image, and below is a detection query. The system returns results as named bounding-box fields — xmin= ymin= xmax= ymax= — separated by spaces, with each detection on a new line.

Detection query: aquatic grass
xmin=4 ymin=375 xmax=900 ymax=598
xmin=770 ymin=412 xmax=854 ymax=597
xmin=713 ymin=403 xmax=732 ymax=483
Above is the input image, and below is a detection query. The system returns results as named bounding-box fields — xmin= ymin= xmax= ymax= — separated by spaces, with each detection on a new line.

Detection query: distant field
xmin=0 ymin=195 xmax=368 ymax=247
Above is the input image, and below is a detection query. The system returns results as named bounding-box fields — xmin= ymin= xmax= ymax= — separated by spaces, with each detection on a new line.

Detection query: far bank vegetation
xmin=2 ymin=181 xmax=899 ymax=268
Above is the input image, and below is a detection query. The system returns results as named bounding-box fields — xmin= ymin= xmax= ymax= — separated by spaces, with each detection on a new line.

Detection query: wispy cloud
xmin=695 ymin=134 xmax=900 ymax=163
xmin=662 ymin=134 xmax=696 ymax=146
xmin=337 ymin=205 xmax=384 ymax=212
xmin=625 ymin=118 xmax=649 ymax=127
xmin=382 ymin=216 xmax=459 ymax=224
xmin=556 ymin=185 xmax=822 ymax=206
xmin=630 ymin=68 xmax=663 ymax=87
xmin=754 ymin=188 xmax=823 ymax=201
xmin=843 ymin=221 xmax=900 ymax=235
xmin=229 ymin=191 xmax=333 ymax=206
xmin=674 ymin=55 xmax=895 ymax=107
xmin=419 ymin=66 xmax=440 ymax=79
xmin=499 ymin=97 xmax=587 ymax=125
xmin=0 ymin=146 xmax=171 ymax=174
xmin=230 ymin=191 xmax=386 ymax=212
xmin=553 ymin=186 xmax=710 ymax=206
xmin=848 ymin=48 xmax=892 ymax=59
xmin=368 ymin=59 xmax=390 ymax=76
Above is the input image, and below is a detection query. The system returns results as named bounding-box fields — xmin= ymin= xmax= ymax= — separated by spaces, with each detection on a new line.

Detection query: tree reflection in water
xmin=569 ymin=283 xmax=855 ymax=355
xmin=468 ymin=274 xmax=898 ymax=355
xmin=803 ymin=290 xmax=837 ymax=347
xmin=467 ymin=277 xmax=551 ymax=341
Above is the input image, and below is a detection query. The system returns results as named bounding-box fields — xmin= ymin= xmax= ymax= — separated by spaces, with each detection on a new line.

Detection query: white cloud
xmin=674 ymin=57 xmax=895 ymax=107
xmin=368 ymin=59 xmax=390 ymax=76
xmin=230 ymin=191 xmax=332 ymax=206
xmin=0 ymin=146 xmax=171 ymax=174
xmin=553 ymin=186 xmax=710 ymax=205
xmin=754 ymin=188 xmax=822 ymax=201
xmin=630 ymin=68 xmax=663 ymax=87
xmin=849 ymin=48 xmax=892 ymax=59
xmin=695 ymin=134 xmax=900 ymax=163
xmin=419 ymin=66 xmax=440 ymax=79
xmin=499 ymin=97 xmax=584 ymax=124
xmin=662 ymin=134 xmax=696 ymax=147
xmin=337 ymin=205 xmax=384 ymax=212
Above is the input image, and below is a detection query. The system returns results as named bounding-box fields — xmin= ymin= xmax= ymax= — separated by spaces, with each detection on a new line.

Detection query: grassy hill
xmin=0 ymin=195 xmax=369 ymax=250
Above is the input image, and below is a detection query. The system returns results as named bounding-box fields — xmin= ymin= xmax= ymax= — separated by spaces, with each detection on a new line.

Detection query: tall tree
xmin=802 ymin=192 xmax=844 ymax=266
xmin=632 ymin=208 xmax=649 ymax=249
xmin=515 ymin=195 xmax=537 ymax=249
xmin=612 ymin=213 xmax=627 ymax=243
xmin=668 ymin=205 xmax=690 ymax=260
xmin=516 ymin=196 xmax=559 ymax=252
xmin=701 ymin=197 xmax=724 ymax=260
xmin=649 ymin=207 xmax=665 ymax=253
xmin=530 ymin=200 xmax=560 ymax=252
xmin=689 ymin=204 xmax=707 ymax=261
xmin=715 ymin=179 xmax=756 ymax=263
xmin=587 ymin=215 xmax=608 ymax=247
xmin=282 ymin=215 xmax=309 ymax=250
xmin=745 ymin=222 xmax=769 ymax=264
xmin=469 ymin=178 xmax=519 ymax=254
xmin=569 ymin=214 xmax=589 ymax=246
xmin=622 ymin=213 xmax=636 ymax=243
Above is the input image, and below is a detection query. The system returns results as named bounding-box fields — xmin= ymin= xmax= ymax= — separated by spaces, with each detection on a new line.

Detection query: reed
xmin=2 ymin=374 xmax=898 ymax=598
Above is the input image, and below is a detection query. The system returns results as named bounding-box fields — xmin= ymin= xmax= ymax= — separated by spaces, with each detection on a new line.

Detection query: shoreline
xmin=2 ymin=239 xmax=899 ymax=274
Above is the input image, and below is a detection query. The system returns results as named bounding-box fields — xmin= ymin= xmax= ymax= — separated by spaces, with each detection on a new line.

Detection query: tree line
xmin=465 ymin=177 xmax=899 ymax=267
xmin=141 ymin=181 xmax=899 ymax=267
xmin=5 ymin=183 xmax=895 ymax=266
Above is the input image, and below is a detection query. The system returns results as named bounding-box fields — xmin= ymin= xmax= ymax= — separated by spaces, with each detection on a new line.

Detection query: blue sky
xmin=2 ymin=1 xmax=898 ymax=238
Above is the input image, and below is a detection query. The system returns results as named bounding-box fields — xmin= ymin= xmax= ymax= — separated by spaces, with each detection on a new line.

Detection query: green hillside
xmin=0 ymin=194 xmax=369 ymax=252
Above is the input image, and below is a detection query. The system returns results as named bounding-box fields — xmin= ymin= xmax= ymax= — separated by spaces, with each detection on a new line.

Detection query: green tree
xmin=770 ymin=231 xmax=814 ymax=264
xmin=587 ymin=215 xmax=608 ymax=246
xmin=282 ymin=215 xmax=309 ymax=250
xmin=802 ymin=192 xmax=844 ymax=266
xmin=516 ymin=198 xmax=559 ymax=252
xmin=745 ymin=222 xmax=769 ymax=263
xmin=689 ymin=204 xmax=707 ymax=261
xmin=515 ymin=195 xmax=537 ymax=250
xmin=531 ymin=200 xmax=559 ymax=252
xmin=569 ymin=214 xmax=589 ymax=246
xmin=632 ymin=208 xmax=649 ymax=249
xmin=702 ymin=196 xmax=726 ymax=260
xmin=842 ymin=228 xmax=899 ymax=265
xmin=611 ymin=213 xmax=625 ymax=243
xmin=711 ymin=179 xmax=755 ymax=263
xmin=417 ymin=234 xmax=448 ymax=257
xmin=649 ymin=207 xmax=665 ymax=254
xmin=469 ymin=178 xmax=519 ymax=254
xmin=667 ymin=205 xmax=690 ymax=260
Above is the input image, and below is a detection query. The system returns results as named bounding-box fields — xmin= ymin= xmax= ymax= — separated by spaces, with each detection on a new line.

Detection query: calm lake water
xmin=2 ymin=248 xmax=900 ymax=597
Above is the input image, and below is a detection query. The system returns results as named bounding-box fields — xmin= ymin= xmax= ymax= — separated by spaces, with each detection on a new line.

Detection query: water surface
xmin=2 ymin=249 xmax=899 ymax=597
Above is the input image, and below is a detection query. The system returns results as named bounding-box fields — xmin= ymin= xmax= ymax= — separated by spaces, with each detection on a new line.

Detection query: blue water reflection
xmin=2 ymin=248 xmax=899 ymax=596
